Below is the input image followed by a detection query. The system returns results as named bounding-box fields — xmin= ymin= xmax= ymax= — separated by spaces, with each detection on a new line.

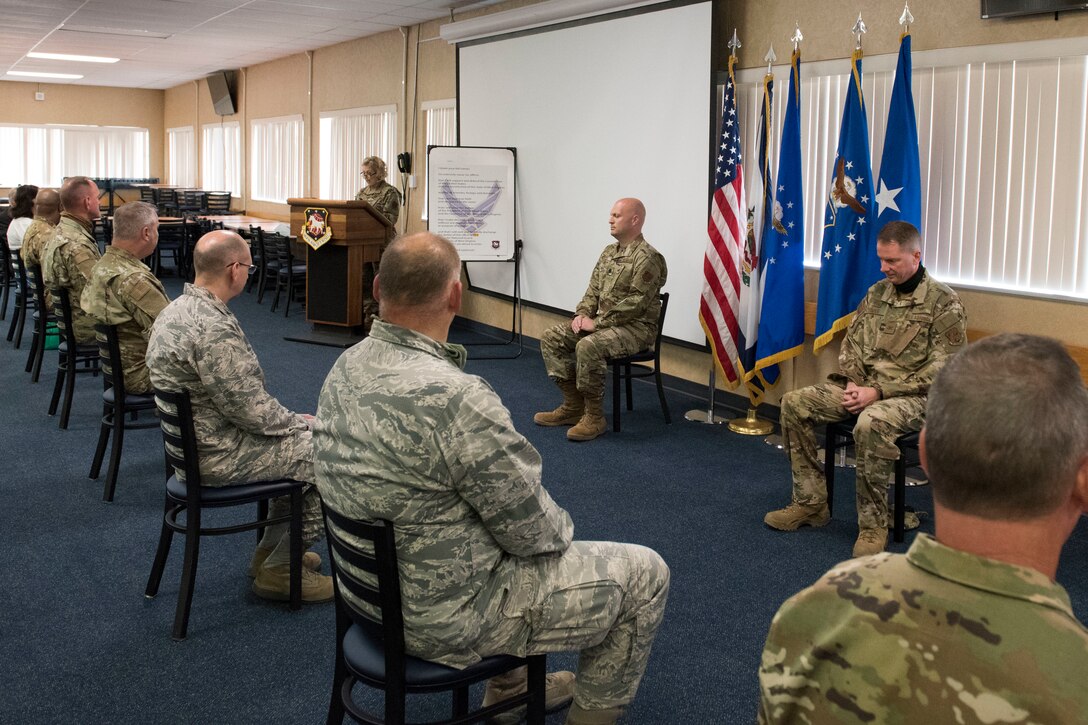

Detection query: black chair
xmin=0 ymin=232 xmax=14 ymax=322
xmin=824 ymin=418 xmax=921 ymax=543
xmin=145 ymin=388 xmax=306 ymax=640
xmin=7 ymin=254 xmax=32 ymax=348
xmin=48 ymin=286 xmax=100 ymax=429
xmin=139 ymin=186 xmax=157 ymax=203
xmin=24 ymin=263 xmax=50 ymax=382
xmin=177 ymin=189 xmax=206 ymax=215
xmin=252 ymin=227 xmax=279 ymax=303
xmin=90 ymin=324 xmax=159 ymax=502
xmin=321 ymin=504 xmax=547 ymax=725
xmin=203 ymin=191 xmax=231 ymax=214
xmin=268 ymin=232 xmax=306 ymax=316
xmin=606 ymin=292 xmax=671 ymax=432
xmin=152 ymin=221 xmax=186 ymax=277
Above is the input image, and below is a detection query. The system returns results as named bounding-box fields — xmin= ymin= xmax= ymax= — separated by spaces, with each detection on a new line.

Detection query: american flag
xmin=699 ymin=55 xmax=746 ymax=385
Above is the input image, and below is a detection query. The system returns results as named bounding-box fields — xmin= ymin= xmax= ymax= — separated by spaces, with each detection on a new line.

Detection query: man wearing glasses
xmin=146 ymin=230 xmax=332 ymax=603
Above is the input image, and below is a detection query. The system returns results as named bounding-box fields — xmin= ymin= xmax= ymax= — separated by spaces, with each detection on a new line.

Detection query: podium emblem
xmin=301 ymin=207 xmax=333 ymax=250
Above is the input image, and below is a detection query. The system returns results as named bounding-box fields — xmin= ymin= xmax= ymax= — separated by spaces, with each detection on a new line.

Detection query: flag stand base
xmin=728 ymin=408 xmax=774 ymax=435
xmin=685 ymin=408 xmax=727 ymax=425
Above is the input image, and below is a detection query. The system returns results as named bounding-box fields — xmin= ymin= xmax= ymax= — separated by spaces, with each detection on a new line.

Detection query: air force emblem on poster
xmin=301 ymin=207 xmax=333 ymax=250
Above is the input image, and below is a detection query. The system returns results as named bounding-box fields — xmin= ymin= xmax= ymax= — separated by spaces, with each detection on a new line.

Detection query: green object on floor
xmin=44 ymin=321 xmax=59 ymax=350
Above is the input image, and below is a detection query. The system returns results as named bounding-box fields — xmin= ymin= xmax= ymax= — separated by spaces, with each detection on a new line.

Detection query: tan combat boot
xmin=853 ymin=527 xmax=888 ymax=557
xmin=565 ymin=704 xmax=625 ymax=725
xmin=763 ymin=502 xmax=830 ymax=531
xmin=248 ymin=547 xmax=322 ymax=578
xmin=252 ymin=565 xmax=334 ymax=603
xmin=534 ymin=380 xmax=584 ymax=426
xmin=567 ymin=393 xmax=607 ymax=441
xmin=482 ymin=667 xmax=575 ymax=724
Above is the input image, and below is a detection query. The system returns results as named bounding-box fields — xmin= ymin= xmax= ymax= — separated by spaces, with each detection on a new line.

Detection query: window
xmin=250 ymin=115 xmax=304 ymax=203
xmin=422 ymin=99 xmax=456 ymax=220
xmin=0 ymin=124 xmax=148 ymax=187
xmin=202 ymin=122 xmax=241 ymax=196
xmin=735 ymin=38 xmax=1088 ymax=300
xmin=318 ymin=105 xmax=397 ymax=200
xmin=167 ymin=126 xmax=195 ymax=187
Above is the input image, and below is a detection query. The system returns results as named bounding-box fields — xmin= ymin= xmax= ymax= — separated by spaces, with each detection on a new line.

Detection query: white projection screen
xmin=457 ymin=0 xmax=713 ymax=344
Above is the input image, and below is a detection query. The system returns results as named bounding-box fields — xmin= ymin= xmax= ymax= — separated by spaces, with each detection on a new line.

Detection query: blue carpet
xmin=2 ymin=278 xmax=1086 ymax=723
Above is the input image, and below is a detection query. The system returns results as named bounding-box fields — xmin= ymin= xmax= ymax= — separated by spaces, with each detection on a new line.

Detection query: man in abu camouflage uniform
xmin=758 ymin=333 xmax=1088 ymax=724
xmin=146 ymin=230 xmax=331 ymax=603
xmin=765 ymin=221 xmax=966 ymax=557
xmin=535 ymin=198 xmax=667 ymax=441
xmin=41 ymin=176 xmax=102 ymax=344
xmin=19 ymin=188 xmax=61 ymax=311
xmin=314 ymin=232 xmax=670 ymax=725
xmin=356 ymin=155 xmax=401 ymax=332
xmin=81 ymin=201 xmax=169 ymax=394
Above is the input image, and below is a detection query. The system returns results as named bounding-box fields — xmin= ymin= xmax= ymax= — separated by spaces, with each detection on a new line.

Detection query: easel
xmin=459 ymin=239 xmax=524 ymax=359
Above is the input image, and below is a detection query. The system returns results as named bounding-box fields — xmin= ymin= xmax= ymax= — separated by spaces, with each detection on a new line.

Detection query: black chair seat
xmin=166 ymin=475 xmax=304 ymax=506
xmin=343 ymin=624 xmax=527 ymax=691
xmin=103 ymin=387 xmax=157 ymax=407
xmin=58 ymin=340 xmax=98 ymax=356
xmin=607 ymin=292 xmax=671 ymax=432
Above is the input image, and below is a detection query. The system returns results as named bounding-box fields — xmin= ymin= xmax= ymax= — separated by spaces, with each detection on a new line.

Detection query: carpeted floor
xmin=2 ymin=275 xmax=1086 ymax=723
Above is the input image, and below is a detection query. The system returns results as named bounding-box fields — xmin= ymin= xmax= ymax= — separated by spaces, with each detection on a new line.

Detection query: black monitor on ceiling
xmin=207 ymin=71 xmax=236 ymax=117
xmin=981 ymin=0 xmax=1088 ymax=17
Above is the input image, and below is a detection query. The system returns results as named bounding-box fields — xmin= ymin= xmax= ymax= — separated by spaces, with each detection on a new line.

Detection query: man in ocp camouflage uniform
xmin=765 ymin=221 xmax=967 ymax=557
xmin=535 ymin=198 xmax=667 ymax=441
xmin=41 ymin=176 xmax=102 ymax=344
xmin=81 ymin=202 xmax=169 ymax=394
xmin=20 ymin=188 xmax=61 ymax=311
xmin=314 ymin=233 xmax=670 ymax=725
xmin=759 ymin=333 xmax=1088 ymax=724
xmin=146 ymin=230 xmax=331 ymax=603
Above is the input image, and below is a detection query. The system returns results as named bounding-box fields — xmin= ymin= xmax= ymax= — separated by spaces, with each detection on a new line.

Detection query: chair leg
xmin=284 ymin=277 xmax=292 ymax=317
xmin=289 ymin=489 xmax=302 ymax=611
xmin=271 ymin=278 xmax=282 ymax=313
xmin=6 ymin=299 xmax=18 ymax=342
xmin=625 ymin=364 xmax=634 ymax=411
xmin=59 ymin=359 xmax=76 ymax=429
xmin=824 ymin=428 xmax=837 ymax=517
xmin=612 ymin=363 xmax=622 ymax=433
xmin=145 ymin=501 xmax=175 ymax=598
xmin=24 ymin=326 xmax=37 ymax=372
xmin=654 ymin=367 xmax=671 ymax=424
xmin=13 ymin=303 xmax=25 ymax=348
xmin=30 ymin=331 xmax=44 ymax=382
xmin=48 ymin=356 xmax=64 ymax=415
xmin=103 ymin=409 xmax=126 ymax=502
xmin=172 ymin=507 xmax=202 ymax=641
xmin=452 ymin=687 xmax=469 ymax=717
xmin=326 ymin=665 xmax=349 ymax=725
xmin=525 ymin=655 xmax=547 ymax=725
xmin=89 ymin=404 xmax=112 ymax=479
xmin=257 ymin=499 xmax=268 ymax=543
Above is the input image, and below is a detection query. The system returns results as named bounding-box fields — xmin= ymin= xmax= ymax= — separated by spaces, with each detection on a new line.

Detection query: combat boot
xmin=763 ymin=502 xmax=830 ymax=531
xmin=852 ymin=527 xmax=888 ymax=557
xmin=482 ymin=667 xmax=575 ymax=724
xmin=567 ymin=393 xmax=606 ymax=441
xmin=248 ymin=547 xmax=322 ymax=578
xmin=565 ymin=704 xmax=624 ymax=725
xmin=252 ymin=565 xmax=334 ymax=603
xmin=534 ymin=379 xmax=584 ymax=426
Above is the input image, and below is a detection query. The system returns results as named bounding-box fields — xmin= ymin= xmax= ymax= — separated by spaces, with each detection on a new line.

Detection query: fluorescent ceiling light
xmin=27 ymin=52 xmax=120 ymax=64
xmin=7 ymin=71 xmax=84 ymax=79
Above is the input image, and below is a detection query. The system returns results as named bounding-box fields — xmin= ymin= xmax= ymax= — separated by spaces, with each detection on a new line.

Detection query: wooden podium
xmin=286 ymin=199 xmax=391 ymax=340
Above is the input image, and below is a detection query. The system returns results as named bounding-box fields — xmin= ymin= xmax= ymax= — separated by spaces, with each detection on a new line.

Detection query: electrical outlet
xmin=35 ymin=91 xmax=45 ymax=101
xmin=408 ymin=174 xmax=417 ymax=189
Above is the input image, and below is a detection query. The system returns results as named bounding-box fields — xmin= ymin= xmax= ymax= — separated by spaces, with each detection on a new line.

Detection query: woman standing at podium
xmin=356 ymin=156 xmax=401 ymax=332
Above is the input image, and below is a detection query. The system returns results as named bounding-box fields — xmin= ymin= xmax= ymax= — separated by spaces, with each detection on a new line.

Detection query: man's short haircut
xmin=877 ymin=220 xmax=921 ymax=252
xmin=112 ymin=201 xmax=158 ymax=241
xmin=363 ymin=156 xmax=388 ymax=180
xmin=378 ymin=233 xmax=460 ymax=308
xmin=60 ymin=176 xmax=96 ymax=213
xmin=925 ymin=333 xmax=1088 ymax=519
xmin=10 ymin=185 xmax=39 ymax=219
xmin=192 ymin=231 xmax=248 ymax=278
xmin=34 ymin=188 xmax=60 ymax=215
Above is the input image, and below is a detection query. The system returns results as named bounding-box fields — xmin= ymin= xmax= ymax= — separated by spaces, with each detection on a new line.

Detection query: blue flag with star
xmin=813 ymin=48 xmax=881 ymax=353
xmin=875 ymin=32 xmax=922 ymax=231
xmin=755 ymin=49 xmax=805 ymax=383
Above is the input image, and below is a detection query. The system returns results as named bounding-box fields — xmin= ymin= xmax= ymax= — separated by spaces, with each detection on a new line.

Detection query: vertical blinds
xmin=202 ymin=122 xmax=241 ymax=197
xmin=167 ymin=126 xmax=195 ymax=187
xmin=318 ymin=106 xmax=397 ymax=200
xmin=250 ymin=115 xmax=304 ymax=203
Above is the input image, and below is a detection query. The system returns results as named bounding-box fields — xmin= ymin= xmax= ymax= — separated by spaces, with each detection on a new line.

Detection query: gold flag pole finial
xmin=900 ymin=2 xmax=915 ymax=30
xmin=852 ymin=14 xmax=867 ymax=50
xmin=791 ymin=23 xmax=803 ymax=52
xmin=764 ymin=44 xmax=777 ymax=75
xmin=728 ymin=28 xmax=741 ymax=60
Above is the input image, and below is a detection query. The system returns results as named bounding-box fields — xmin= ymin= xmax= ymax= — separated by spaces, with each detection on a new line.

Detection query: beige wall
xmin=0 ymin=80 xmax=165 ymax=183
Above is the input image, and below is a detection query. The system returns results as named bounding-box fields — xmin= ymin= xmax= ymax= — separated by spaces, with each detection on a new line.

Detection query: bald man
xmin=536 ymin=198 xmax=667 ymax=441
xmin=41 ymin=176 xmax=102 ymax=343
xmin=20 ymin=188 xmax=61 ymax=271
xmin=146 ymin=230 xmax=331 ymax=603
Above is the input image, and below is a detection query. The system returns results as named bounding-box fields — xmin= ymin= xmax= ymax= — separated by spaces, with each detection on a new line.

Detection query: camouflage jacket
xmin=41 ymin=213 xmax=101 ymax=343
xmin=82 ymin=246 xmax=170 ymax=394
xmin=356 ymin=180 xmax=401 ymax=228
xmin=146 ymin=283 xmax=310 ymax=485
xmin=834 ymin=270 xmax=966 ymax=399
xmin=575 ymin=235 xmax=667 ymax=333
xmin=19 ymin=217 xmax=56 ymax=270
xmin=759 ymin=534 xmax=1088 ymax=724
xmin=314 ymin=319 xmax=574 ymax=667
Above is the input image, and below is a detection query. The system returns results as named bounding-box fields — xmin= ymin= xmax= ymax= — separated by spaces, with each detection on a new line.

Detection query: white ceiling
xmin=1 ymin=0 xmax=461 ymax=90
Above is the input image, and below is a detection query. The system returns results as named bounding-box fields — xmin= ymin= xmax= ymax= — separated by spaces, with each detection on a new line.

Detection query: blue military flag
xmin=875 ymin=32 xmax=922 ymax=230
xmin=755 ymin=49 xmax=805 ymax=383
xmin=813 ymin=48 xmax=881 ymax=353
xmin=737 ymin=72 xmax=774 ymax=401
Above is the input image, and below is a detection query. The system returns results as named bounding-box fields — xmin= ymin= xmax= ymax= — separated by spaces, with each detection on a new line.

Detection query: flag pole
xmin=685 ymin=365 xmax=727 ymax=425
